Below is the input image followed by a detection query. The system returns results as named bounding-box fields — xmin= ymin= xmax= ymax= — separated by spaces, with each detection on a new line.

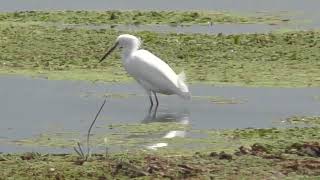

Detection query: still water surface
xmin=0 ymin=76 xmax=319 ymax=152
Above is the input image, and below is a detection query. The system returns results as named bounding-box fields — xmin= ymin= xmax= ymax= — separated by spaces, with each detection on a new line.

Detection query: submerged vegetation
xmin=0 ymin=22 xmax=320 ymax=86
xmin=0 ymin=10 xmax=288 ymax=25
xmin=285 ymin=116 xmax=320 ymax=126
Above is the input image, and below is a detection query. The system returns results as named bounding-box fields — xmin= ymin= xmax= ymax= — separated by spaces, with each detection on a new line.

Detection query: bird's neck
xmin=121 ymin=46 xmax=138 ymax=60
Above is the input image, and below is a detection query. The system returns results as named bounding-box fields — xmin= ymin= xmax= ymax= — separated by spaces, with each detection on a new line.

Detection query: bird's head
xmin=99 ymin=34 xmax=141 ymax=63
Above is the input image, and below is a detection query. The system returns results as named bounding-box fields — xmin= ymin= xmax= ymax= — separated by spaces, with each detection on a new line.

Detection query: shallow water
xmin=0 ymin=75 xmax=319 ymax=153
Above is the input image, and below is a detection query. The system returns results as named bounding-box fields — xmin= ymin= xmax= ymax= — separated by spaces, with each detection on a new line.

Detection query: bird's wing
xmin=127 ymin=49 xmax=179 ymax=93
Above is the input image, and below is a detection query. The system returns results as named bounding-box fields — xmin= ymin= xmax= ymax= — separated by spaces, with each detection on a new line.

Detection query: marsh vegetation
xmin=0 ymin=10 xmax=319 ymax=179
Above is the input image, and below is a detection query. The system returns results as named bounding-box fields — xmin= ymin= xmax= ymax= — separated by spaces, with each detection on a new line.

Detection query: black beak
xmin=99 ymin=42 xmax=118 ymax=63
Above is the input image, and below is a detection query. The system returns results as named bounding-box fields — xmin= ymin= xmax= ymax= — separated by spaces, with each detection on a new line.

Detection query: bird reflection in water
xmin=142 ymin=105 xmax=189 ymax=125
xmin=143 ymin=106 xmax=190 ymax=150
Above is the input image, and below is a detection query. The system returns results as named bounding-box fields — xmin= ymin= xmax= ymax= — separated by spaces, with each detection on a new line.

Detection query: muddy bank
xmin=2 ymin=140 xmax=320 ymax=179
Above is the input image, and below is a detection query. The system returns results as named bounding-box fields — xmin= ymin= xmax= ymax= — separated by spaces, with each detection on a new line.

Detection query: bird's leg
xmin=152 ymin=102 xmax=158 ymax=119
xmin=148 ymin=92 xmax=154 ymax=108
xmin=148 ymin=101 xmax=153 ymax=116
xmin=148 ymin=102 xmax=152 ymax=115
xmin=153 ymin=91 xmax=159 ymax=107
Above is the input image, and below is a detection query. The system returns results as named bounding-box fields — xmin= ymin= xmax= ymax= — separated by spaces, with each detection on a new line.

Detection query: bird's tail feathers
xmin=177 ymin=71 xmax=191 ymax=100
xmin=178 ymin=71 xmax=186 ymax=82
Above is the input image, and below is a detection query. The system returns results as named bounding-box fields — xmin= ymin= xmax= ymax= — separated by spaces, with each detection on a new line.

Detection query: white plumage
xmin=100 ymin=34 xmax=191 ymax=106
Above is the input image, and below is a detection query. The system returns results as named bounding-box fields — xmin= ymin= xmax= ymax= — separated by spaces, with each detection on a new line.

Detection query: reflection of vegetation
xmin=193 ymin=95 xmax=246 ymax=104
xmin=1 ymin=22 xmax=319 ymax=86
xmin=80 ymin=92 xmax=137 ymax=99
xmin=0 ymin=11 xmax=287 ymax=25
xmin=81 ymin=93 xmax=245 ymax=103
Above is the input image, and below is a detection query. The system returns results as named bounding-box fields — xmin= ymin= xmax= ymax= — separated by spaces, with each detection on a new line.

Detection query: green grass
xmin=1 ymin=23 xmax=320 ymax=86
xmin=1 ymin=151 xmax=320 ymax=179
xmin=0 ymin=10 xmax=287 ymax=25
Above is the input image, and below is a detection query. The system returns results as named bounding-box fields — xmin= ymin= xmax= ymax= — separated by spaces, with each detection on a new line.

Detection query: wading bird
xmin=100 ymin=34 xmax=191 ymax=107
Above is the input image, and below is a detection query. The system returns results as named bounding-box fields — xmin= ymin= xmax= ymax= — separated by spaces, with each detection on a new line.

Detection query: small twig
xmin=85 ymin=95 xmax=108 ymax=160
xmin=77 ymin=142 xmax=85 ymax=158
xmin=74 ymin=142 xmax=85 ymax=159
xmin=73 ymin=146 xmax=83 ymax=158
xmin=105 ymin=147 xmax=109 ymax=158
xmin=73 ymin=95 xmax=108 ymax=160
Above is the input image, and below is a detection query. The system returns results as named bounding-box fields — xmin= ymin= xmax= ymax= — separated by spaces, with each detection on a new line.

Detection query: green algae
xmin=0 ymin=10 xmax=288 ymax=25
xmin=285 ymin=116 xmax=320 ymax=126
xmin=1 ymin=23 xmax=320 ymax=87
xmin=108 ymin=122 xmax=189 ymax=133
xmin=10 ymin=132 xmax=80 ymax=148
xmin=6 ymin=118 xmax=320 ymax=156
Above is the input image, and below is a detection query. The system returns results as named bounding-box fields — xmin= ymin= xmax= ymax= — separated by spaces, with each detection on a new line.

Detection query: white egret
xmin=100 ymin=34 xmax=191 ymax=107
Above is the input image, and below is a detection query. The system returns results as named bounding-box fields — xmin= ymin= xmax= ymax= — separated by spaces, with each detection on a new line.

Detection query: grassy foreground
xmin=1 ymin=147 xmax=320 ymax=179
xmin=1 ymin=117 xmax=320 ymax=179
xmin=0 ymin=23 xmax=320 ymax=86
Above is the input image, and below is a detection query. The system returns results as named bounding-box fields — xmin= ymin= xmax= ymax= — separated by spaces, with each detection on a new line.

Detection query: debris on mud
xmin=20 ymin=152 xmax=40 ymax=160
xmin=235 ymin=143 xmax=271 ymax=156
xmin=281 ymin=159 xmax=320 ymax=176
xmin=210 ymin=151 xmax=233 ymax=160
xmin=286 ymin=142 xmax=320 ymax=157
xmin=112 ymin=161 xmax=149 ymax=178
